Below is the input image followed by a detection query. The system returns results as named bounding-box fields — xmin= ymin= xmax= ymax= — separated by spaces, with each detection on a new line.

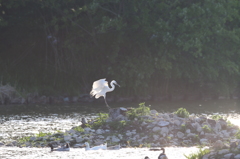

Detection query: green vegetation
xmin=180 ymin=124 xmax=186 ymax=132
xmin=18 ymin=136 xmax=31 ymax=144
xmin=91 ymin=113 xmax=109 ymax=129
xmin=84 ymin=103 xmax=150 ymax=130
xmin=73 ymin=126 xmax=85 ymax=132
xmin=18 ymin=131 xmax=57 ymax=144
xmin=202 ymin=125 xmax=212 ymax=133
xmin=235 ymin=130 xmax=240 ymax=139
xmin=127 ymin=103 xmax=150 ymax=120
xmin=0 ymin=0 xmax=240 ymax=98
xmin=211 ymin=114 xmax=226 ymax=120
xmin=36 ymin=132 xmax=52 ymax=138
xmin=174 ymin=108 xmax=190 ymax=118
xmin=184 ymin=148 xmax=210 ymax=159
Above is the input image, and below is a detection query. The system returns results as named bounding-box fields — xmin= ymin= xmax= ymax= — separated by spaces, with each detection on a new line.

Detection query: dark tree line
xmin=0 ymin=0 xmax=240 ymax=99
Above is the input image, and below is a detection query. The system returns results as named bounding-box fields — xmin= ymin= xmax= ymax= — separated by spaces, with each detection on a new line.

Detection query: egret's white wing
xmin=92 ymin=79 xmax=108 ymax=90
xmin=90 ymin=78 xmax=109 ymax=98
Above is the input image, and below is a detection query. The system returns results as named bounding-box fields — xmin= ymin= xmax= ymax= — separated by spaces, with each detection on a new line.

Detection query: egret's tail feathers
xmin=90 ymin=90 xmax=98 ymax=98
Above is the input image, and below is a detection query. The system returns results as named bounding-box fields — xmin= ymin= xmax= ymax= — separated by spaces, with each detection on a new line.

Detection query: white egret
xmin=90 ymin=78 xmax=120 ymax=109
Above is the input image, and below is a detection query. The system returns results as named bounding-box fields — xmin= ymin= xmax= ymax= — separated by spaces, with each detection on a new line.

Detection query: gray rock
xmin=224 ymin=153 xmax=234 ymax=159
xmin=213 ymin=140 xmax=224 ymax=149
xmin=214 ymin=122 xmax=222 ymax=132
xmin=177 ymin=132 xmax=184 ymax=139
xmin=158 ymin=121 xmax=170 ymax=127
xmin=153 ymin=135 xmax=160 ymax=140
xmin=150 ymin=110 xmax=158 ymax=115
xmin=217 ymin=149 xmax=229 ymax=155
xmin=96 ymin=129 xmax=104 ymax=134
xmin=235 ymin=154 xmax=240 ymax=159
xmin=186 ymin=129 xmax=191 ymax=134
xmin=174 ymin=120 xmax=181 ymax=126
xmin=200 ymin=139 xmax=208 ymax=145
xmin=75 ymin=137 xmax=84 ymax=143
xmin=152 ymin=126 xmax=161 ymax=132
xmin=160 ymin=127 xmax=169 ymax=137
xmin=111 ymin=136 xmax=120 ymax=143
xmin=30 ymin=137 xmax=36 ymax=141
xmin=64 ymin=135 xmax=71 ymax=141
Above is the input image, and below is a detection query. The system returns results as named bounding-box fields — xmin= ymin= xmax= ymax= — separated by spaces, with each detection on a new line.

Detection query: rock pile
xmin=1 ymin=107 xmax=240 ymax=158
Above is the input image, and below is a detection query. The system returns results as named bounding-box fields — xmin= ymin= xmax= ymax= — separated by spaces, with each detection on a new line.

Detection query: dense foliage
xmin=1 ymin=0 xmax=240 ymax=98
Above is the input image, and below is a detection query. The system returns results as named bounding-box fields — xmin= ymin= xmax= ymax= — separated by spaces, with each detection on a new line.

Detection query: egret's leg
xmin=104 ymin=98 xmax=111 ymax=109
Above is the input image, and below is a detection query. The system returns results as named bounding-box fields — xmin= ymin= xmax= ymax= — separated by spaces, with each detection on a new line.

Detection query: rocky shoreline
xmin=1 ymin=105 xmax=240 ymax=158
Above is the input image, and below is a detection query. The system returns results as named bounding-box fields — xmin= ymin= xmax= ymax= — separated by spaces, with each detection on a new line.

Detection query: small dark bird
xmin=144 ymin=156 xmax=150 ymax=159
xmin=158 ymin=148 xmax=168 ymax=159
xmin=48 ymin=143 xmax=70 ymax=151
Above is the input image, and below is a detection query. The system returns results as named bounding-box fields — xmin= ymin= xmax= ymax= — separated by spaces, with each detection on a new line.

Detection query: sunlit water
xmin=0 ymin=99 xmax=240 ymax=158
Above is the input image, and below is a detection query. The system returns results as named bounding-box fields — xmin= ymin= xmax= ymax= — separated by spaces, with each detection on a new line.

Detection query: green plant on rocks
xmin=73 ymin=126 xmax=85 ymax=132
xmin=127 ymin=102 xmax=150 ymax=120
xmin=202 ymin=125 xmax=212 ymax=133
xmin=174 ymin=108 xmax=190 ymax=118
xmin=18 ymin=136 xmax=31 ymax=144
xmin=211 ymin=114 xmax=226 ymax=120
xmin=91 ymin=113 xmax=109 ymax=129
xmin=180 ymin=124 xmax=187 ymax=132
xmin=184 ymin=148 xmax=210 ymax=159
xmin=235 ymin=130 xmax=240 ymax=139
xmin=36 ymin=132 xmax=52 ymax=138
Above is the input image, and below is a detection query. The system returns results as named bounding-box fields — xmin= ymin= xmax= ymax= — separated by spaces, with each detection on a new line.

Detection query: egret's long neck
xmin=109 ymin=81 xmax=116 ymax=92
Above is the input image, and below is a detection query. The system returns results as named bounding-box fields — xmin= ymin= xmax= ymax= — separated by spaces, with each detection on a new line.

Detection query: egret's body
xmin=90 ymin=78 xmax=120 ymax=109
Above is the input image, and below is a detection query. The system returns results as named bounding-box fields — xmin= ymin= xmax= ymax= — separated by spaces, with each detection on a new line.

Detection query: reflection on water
xmin=0 ymin=99 xmax=240 ymax=116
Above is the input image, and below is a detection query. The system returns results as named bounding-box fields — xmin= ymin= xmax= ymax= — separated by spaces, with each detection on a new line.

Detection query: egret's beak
xmin=117 ymin=84 xmax=120 ymax=87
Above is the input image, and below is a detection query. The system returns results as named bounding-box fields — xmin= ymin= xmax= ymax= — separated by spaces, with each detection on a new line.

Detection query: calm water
xmin=0 ymin=99 xmax=239 ymax=116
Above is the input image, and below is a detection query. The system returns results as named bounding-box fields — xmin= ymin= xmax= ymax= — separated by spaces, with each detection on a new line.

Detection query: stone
xmin=235 ymin=154 xmax=240 ymax=159
xmin=207 ymin=118 xmax=216 ymax=127
xmin=177 ymin=132 xmax=184 ymax=139
xmin=213 ymin=140 xmax=223 ymax=149
xmin=157 ymin=121 xmax=170 ymax=127
xmin=174 ymin=120 xmax=181 ymax=126
xmin=217 ymin=149 xmax=229 ymax=155
xmin=64 ymin=135 xmax=72 ymax=141
xmin=111 ymin=136 xmax=120 ymax=143
xmin=186 ymin=129 xmax=191 ymax=134
xmin=224 ymin=153 xmax=234 ymax=159
xmin=150 ymin=110 xmax=158 ymax=115
xmin=200 ymin=139 xmax=208 ymax=145
xmin=219 ymin=119 xmax=228 ymax=129
xmin=108 ymin=107 xmax=127 ymax=121
xmin=84 ymin=127 xmax=91 ymax=133
xmin=75 ymin=137 xmax=84 ymax=143
xmin=126 ymin=131 xmax=132 ymax=137
xmin=160 ymin=127 xmax=169 ymax=137
xmin=152 ymin=126 xmax=161 ymax=132
xmin=153 ymin=135 xmax=159 ymax=140
xmin=214 ymin=122 xmax=222 ymax=132
xmin=30 ymin=137 xmax=36 ymax=141
xmin=96 ymin=129 xmax=104 ymax=134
